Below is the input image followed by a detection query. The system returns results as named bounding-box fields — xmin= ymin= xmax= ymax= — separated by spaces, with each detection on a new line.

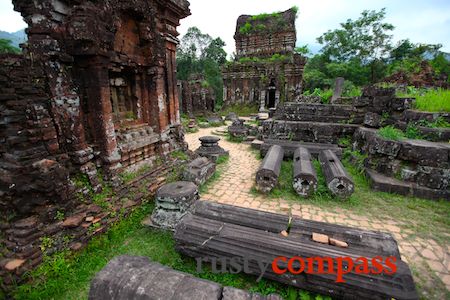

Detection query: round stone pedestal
xmin=150 ymin=181 xmax=198 ymax=229
xmin=195 ymin=136 xmax=229 ymax=162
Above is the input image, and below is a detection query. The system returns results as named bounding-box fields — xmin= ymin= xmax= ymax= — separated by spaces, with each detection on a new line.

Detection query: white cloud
xmin=0 ymin=1 xmax=27 ymax=32
xmin=179 ymin=0 xmax=450 ymax=55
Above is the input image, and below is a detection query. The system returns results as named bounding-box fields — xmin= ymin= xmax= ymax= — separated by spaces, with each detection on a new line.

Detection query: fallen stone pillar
xmin=175 ymin=201 xmax=418 ymax=300
xmin=292 ymin=147 xmax=318 ymax=197
xmin=319 ymin=150 xmax=354 ymax=199
xmin=255 ymin=145 xmax=284 ymax=193
xmin=89 ymin=255 xmax=282 ymax=300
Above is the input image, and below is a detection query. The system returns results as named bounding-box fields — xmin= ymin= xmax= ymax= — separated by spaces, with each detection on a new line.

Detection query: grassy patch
xmin=225 ymin=133 xmax=245 ymax=143
xmin=416 ymin=116 xmax=450 ymax=128
xmin=378 ymin=125 xmax=406 ymax=140
xmin=119 ymin=163 xmax=152 ymax=184
xmin=397 ymin=87 xmax=450 ymax=112
xmin=170 ymin=150 xmax=189 ymax=161
xmin=219 ymin=104 xmax=259 ymax=117
xmin=14 ymin=171 xmax=332 ymax=300
xmin=253 ymin=153 xmax=450 ymax=246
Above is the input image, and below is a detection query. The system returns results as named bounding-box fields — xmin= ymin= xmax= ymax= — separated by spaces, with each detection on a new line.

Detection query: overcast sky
xmin=1 ymin=0 xmax=449 ymax=56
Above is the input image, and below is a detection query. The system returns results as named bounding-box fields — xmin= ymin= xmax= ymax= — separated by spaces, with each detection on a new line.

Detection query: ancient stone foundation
xmin=354 ymin=127 xmax=449 ymax=200
xmin=195 ymin=136 xmax=229 ymax=162
xmin=182 ymin=157 xmax=216 ymax=186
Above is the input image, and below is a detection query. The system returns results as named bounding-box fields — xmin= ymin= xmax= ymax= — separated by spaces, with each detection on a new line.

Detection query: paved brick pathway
xmin=185 ymin=125 xmax=450 ymax=299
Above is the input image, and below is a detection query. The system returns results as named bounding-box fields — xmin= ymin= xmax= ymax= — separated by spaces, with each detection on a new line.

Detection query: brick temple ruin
xmin=0 ymin=0 xmax=190 ymax=289
xmin=222 ymin=7 xmax=306 ymax=111
xmin=178 ymin=74 xmax=215 ymax=115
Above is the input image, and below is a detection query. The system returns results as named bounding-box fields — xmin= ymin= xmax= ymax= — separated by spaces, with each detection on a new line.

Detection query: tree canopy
xmin=0 ymin=39 xmax=20 ymax=54
xmin=177 ymin=27 xmax=227 ymax=107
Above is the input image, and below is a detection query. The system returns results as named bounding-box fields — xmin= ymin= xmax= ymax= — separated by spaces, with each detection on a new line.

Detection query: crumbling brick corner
xmin=0 ymin=0 xmax=190 ymax=291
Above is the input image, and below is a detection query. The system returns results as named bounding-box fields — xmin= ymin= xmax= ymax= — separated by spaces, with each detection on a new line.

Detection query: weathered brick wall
xmin=0 ymin=55 xmax=73 ymax=215
xmin=180 ymin=75 xmax=215 ymax=114
xmin=223 ymin=8 xmax=306 ymax=109
xmin=234 ymin=8 xmax=297 ymax=58
xmin=1 ymin=0 xmax=190 ymax=293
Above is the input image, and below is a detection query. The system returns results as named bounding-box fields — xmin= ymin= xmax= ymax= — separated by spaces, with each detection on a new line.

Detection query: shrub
xmin=417 ymin=116 xmax=450 ymax=128
xmin=239 ymin=22 xmax=252 ymax=34
xmin=378 ymin=126 xmax=406 ymax=140
xmin=405 ymin=123 xmax=423 ymax=139
xmin=397 ymin=87 xmax=450 ymax=112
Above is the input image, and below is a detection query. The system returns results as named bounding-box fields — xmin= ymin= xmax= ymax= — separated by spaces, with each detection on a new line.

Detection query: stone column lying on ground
xmin=292 ymin=147 xmax=318 ymax=197
xmin=89 ymin=255 xmax=282 ymax=300
xmin=318 ymin=150 xmax=354 ymax=199
xmin=175 ymin=201 xmax=418 ymax=300
xmin=255 ymin=145 xmax=284 ymax=193
xmin=260 ymin=139 xmax=343 ymax=159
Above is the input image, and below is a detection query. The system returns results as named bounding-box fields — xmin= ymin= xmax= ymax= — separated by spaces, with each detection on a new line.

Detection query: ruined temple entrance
xmin=267 ymin=80 xmax=276 ymax=108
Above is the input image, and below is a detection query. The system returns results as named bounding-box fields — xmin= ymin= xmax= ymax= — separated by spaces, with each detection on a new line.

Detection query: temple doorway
xmin=267 ymin=79 xmax=276 ymax=108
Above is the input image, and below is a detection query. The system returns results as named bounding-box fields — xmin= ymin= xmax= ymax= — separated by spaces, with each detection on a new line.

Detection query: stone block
xmin=150 ymin=181 xmax=198 ymax=229
xmin=182 ymin=157 xmax=215 ymax=186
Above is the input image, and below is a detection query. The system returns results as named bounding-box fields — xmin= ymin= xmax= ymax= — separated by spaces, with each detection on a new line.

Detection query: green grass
xmin=170 ymin=150 xmax=189 ymax=161
xmin=13 ymin=168 xmax=332 ymax=300
xmin=302 ymin=88 xmax=333 ymax=103
xmin=219 ymin=104 xmax=259 ymax=117
xmin=253 ymin=155 xmax=450 ymax=247
xmin=397 ymin=87 xmax=450 ymax=112
xmin=416 ymin=116 xmax=450 ymax=128
xmin=226 ymin=133 xmax=245 ymax=143
xmin=378 ymin=125 xmax=406 ymax=140
xmin=119 ymin=163 xmax=152 ymax=184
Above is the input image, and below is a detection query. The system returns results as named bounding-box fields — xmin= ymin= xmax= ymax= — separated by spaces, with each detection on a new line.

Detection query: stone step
xmin=365 ymin=169 xmax=449 ymax=200
xmin=262 ymin=120 xmax=359 ymax=144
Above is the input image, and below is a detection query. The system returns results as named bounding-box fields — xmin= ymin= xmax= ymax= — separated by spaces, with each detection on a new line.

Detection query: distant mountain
xmin=0 ymin=28 xmax=27 ymax=48
xmin=423 ymin=50 xmax=450 ymax=61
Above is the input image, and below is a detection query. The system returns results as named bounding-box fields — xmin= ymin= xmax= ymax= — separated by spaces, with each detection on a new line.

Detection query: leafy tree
xmin=177 ymin=27 xmax=227 ymax=106
xmin=0 ymin=38 xmax=20 ymax=54
xmin=317 ymin=8 xmax=394 ymax=82
xmin=204 ymin=38 xmax=227 ymax=66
